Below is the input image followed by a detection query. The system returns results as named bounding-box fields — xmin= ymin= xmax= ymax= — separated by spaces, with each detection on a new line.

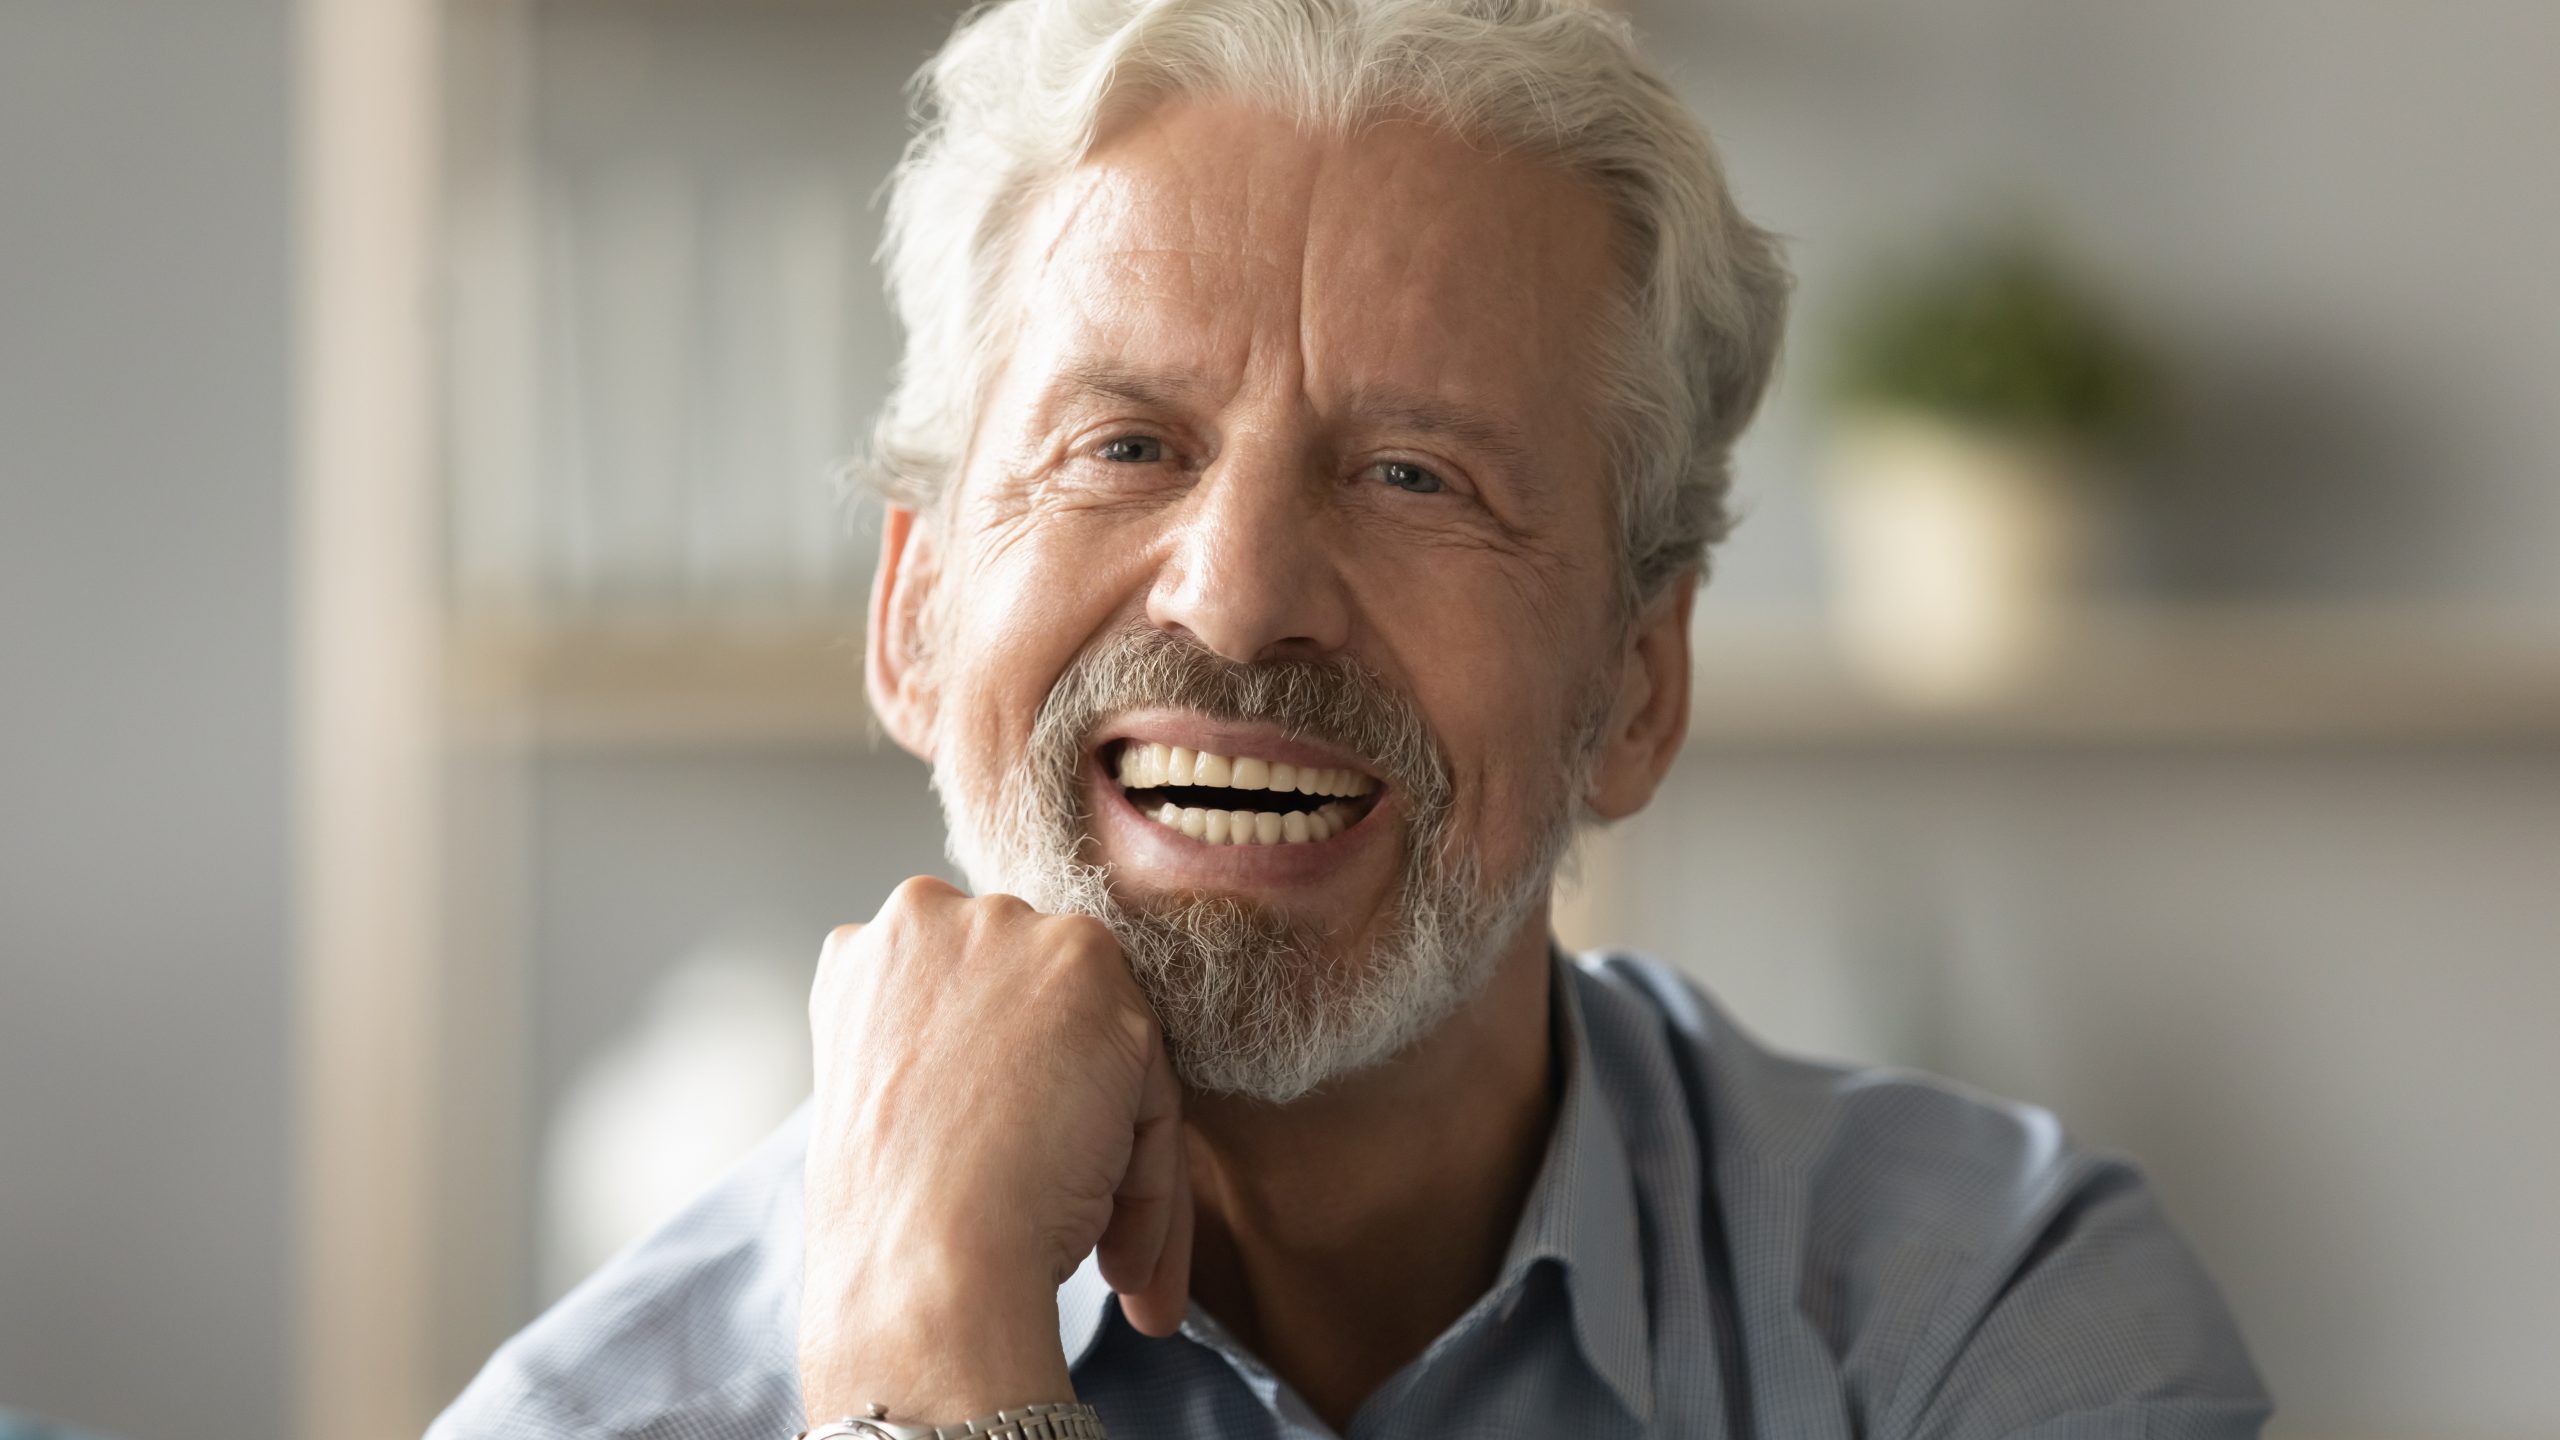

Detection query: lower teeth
xmin=1153 ymin=800 xmax=1353 ymax=845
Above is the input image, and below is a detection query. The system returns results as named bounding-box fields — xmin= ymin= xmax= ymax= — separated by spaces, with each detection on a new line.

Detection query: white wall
xmin=0 ymin=3 xmax=298 ymax=1437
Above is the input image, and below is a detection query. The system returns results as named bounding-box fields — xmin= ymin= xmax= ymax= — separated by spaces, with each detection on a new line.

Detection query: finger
xmin=1122 ymin=1141 xmax=1193 ymax=1339
xmin=1095 ymin=1010 xmax=1182 ymax=1296
xmin=1096 ymin=1011 xmax=1184 ymax=1313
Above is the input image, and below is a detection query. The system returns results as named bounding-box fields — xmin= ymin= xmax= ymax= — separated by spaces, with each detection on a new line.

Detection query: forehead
xmin=1006 ymin=98 xmax=1622 ymax=421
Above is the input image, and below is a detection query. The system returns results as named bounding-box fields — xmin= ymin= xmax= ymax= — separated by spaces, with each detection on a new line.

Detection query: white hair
xmin=868 ymin=0 xmax=1792 ymax=602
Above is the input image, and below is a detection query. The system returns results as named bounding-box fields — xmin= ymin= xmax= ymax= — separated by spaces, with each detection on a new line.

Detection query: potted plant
xmin=1820 ymin=229 xmax=2159 ymax=705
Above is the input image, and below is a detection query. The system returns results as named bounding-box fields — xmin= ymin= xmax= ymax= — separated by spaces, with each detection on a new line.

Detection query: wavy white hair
xmin=866 ymin=0 xmax=1792 ymax=603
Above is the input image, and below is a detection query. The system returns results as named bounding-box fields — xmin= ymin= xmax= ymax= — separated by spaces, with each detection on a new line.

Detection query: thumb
xmin=1119 ymin=1142 xmax=1193 ymax=1338
xmin=1101 ymin=1019 xmax=1191 ymax=1337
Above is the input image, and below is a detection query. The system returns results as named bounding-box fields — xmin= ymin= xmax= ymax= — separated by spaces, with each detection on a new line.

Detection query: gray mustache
xmin=1027 ymin=623 xmax=1451 ymax=818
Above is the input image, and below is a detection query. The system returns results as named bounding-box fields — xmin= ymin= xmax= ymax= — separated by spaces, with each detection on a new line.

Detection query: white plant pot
xmin=1820 ymin=411 xmax=2102 ymax=708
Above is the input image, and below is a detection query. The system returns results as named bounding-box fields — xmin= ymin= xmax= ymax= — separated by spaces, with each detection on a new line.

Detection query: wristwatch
xmin=798 ymin=1401 xmax=1107 ymax=1440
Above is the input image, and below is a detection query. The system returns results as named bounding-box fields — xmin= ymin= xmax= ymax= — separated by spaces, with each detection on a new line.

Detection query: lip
xmin=1084 ymin=735 xmax=1395 ymax=892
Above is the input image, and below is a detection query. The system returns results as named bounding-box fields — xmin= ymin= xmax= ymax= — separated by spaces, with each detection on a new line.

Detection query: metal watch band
xmin=800 ymin=1401 xmax=1107 ymax=1440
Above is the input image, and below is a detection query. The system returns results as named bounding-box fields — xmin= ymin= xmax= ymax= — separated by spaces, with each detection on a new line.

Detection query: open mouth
xmin=1106 ymin=739 xmax=1382 ymax=846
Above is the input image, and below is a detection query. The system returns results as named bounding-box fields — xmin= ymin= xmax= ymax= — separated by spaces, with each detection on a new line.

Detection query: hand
xmin=798 ymin=876 xmax=1194 ymax=1424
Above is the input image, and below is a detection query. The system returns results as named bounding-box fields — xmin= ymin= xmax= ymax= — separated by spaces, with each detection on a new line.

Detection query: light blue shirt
xmin=429 ymin=952 xmax=2270 ymax=1439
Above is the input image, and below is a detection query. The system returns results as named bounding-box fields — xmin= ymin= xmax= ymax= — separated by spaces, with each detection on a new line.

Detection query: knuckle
xmin=812 ymin=923 xmax=862 ymax=993
xmin=1044 ymin=911 xmax=1118 ymax=957
xmin=885 ymin=873 xmax=957 ymax=913
xmin=1042 ymin=916 xmax=1135 ymax=1008
xmin=810 ymin=932 xmax=847 ymax=1008
xmin=960 ymin=892 xmax=1033 ymax=948
xmin=820 ymin=922 xmax=865 ymax=962
xmin=1107 ymin=997 xmax=1161 ymax=1076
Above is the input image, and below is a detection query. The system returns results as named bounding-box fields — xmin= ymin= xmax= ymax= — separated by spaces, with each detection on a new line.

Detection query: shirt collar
xmin=1496 ymin=947 xmax=1653 ymax=1422
xmin=1054 ymin=949 xmax=1652 ymax=1422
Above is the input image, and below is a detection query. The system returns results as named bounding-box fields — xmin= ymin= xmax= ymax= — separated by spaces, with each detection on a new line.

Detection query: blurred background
xmin=4 ymin=2 xmax=2556 ymax=1439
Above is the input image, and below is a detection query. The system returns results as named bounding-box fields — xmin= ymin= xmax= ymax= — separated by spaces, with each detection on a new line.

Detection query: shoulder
xmin=426 ymin=1104 xmax=812 ymax=1440
xmin=1572 ymin=952 xmax=2076 ymax=1222
xmin=1570 ymin=952 xmax=2270 ymax=1438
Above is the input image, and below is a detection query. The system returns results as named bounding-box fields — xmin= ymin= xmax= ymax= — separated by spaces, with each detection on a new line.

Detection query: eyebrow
xmin=1340 ymin=383 xmax=1535 ymax=470
xmin=1045 ymin=360 xmax=1535 ymax=469
xmin=1048 ymin=358 xmax=1209 ymax=413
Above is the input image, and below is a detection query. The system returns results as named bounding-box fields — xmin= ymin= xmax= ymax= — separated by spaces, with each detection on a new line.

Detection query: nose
xmin=1146 ymin=431 xmax=1350 ymax=663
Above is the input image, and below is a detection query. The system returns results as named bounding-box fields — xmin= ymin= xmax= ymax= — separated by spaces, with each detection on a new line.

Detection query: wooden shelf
xmin=446 ymin=611 xmax=874 ymax=749
xmin=1680 ymin=603 xmax=2560 ymax=745
xmin=444 ymin=603 xmax=2560 ymax=750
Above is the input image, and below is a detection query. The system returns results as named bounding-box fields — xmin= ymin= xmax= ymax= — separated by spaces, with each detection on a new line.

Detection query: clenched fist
xmin=798 ymin=876 xmax=1194 ymax=1424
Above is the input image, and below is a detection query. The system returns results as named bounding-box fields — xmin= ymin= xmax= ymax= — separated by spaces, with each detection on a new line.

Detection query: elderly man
xmin=434 ymin=2 xmax=2268 ymax=1438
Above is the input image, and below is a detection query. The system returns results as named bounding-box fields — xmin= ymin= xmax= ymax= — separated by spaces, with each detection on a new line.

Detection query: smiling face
xmin=870 ymin=99 xmax=1694 ymax=1099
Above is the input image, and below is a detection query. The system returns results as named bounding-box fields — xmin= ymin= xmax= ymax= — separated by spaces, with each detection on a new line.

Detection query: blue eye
xmin=1377 ymin=461 xmax=1444 ymax=494
xmin=1097 ymin=436 xmax=1164 ymax=464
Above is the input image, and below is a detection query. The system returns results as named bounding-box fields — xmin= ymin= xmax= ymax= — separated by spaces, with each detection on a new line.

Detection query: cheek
xmin=1354 ymin=566 xmax=1612 ymax=872
xmin=1453 ymin=695 xmax=1586 ymax=866
xmin=936 ymin=506 xmax=1164 ymax=756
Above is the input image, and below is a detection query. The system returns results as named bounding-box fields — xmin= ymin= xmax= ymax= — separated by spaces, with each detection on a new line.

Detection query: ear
xmin=866 ymin=503 xmax=941 ymax=760
xmin=1584 ymin=574 xmax=1695 ymax=822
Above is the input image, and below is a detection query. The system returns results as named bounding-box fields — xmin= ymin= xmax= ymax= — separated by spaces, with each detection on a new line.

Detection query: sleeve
xmin=420 ymin=1105 xmax=815 ymax=1440
xmin=1899 ymin=1164 xmax=2273 ymax=1440
xmin=424 ymin=1387 xmax=596 ymax=1440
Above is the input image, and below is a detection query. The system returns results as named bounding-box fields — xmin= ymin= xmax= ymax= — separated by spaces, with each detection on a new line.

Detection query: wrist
xmin=800 ymin=1239 xmax=1073 ymax=1424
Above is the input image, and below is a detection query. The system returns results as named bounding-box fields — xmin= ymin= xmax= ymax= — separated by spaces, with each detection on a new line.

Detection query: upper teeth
xmin=1114 ymin=742 xmax=1376 ymax=798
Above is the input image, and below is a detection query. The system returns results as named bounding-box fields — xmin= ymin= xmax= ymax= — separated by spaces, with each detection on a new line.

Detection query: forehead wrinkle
xmin=1295 ymin=124 xmax=1607 ymax=404
xmin=1022 ymin=105 xmax=1605 ymax=523
xmin=1085 ymin=103 xmax=1328 ymax=430
xmin=1020 ymin=153 xmax=1292 ymax=343
xmin=1022 ymin=160 xmax=1321 ymax=423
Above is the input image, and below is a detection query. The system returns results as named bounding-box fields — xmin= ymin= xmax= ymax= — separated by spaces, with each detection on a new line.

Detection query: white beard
xmin=933 ymin=625 xmax=1593 ymax=1104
